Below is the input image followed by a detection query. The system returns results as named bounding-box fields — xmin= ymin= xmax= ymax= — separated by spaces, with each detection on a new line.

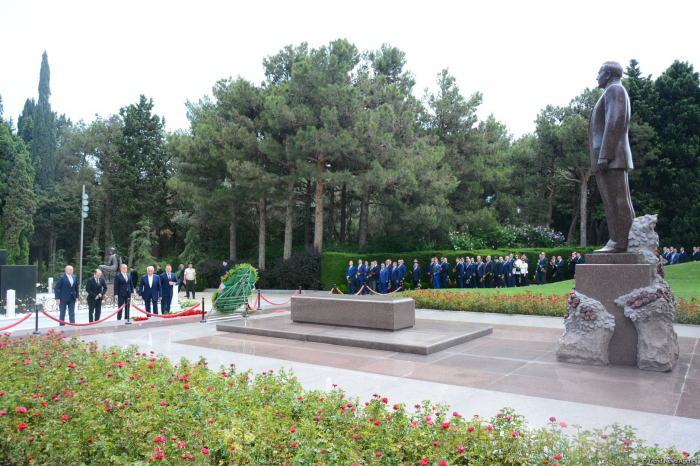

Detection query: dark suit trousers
xmin=118 ymin=296 xmax=130 ymax=320
xmin=87 ymin=297 xmax=102 ymax=322
xmin=185 ymin=281 xmax=195 ymax=299
xmin=59 ymin=299 xmax=76 ymax=324
xmin=412 ymin=279 xmax=420 ymax=289
xmin=144 ymin=295 xmax=159 ymax=315
xmin=162 ymin=294 xmax=173 ymax=314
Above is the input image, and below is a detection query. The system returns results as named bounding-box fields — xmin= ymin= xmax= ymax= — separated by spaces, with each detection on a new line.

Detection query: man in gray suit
xmin=590 ymin=61 xmax=635 ymax=253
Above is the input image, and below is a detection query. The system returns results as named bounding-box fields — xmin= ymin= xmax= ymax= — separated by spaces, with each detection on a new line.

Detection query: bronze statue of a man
xmin=590 ymin=61 xmax=635 ymax=253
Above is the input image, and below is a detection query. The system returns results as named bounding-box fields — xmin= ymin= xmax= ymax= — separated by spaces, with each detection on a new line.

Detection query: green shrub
xmin=257 ymin=251 xmax=321 ymax=290
xmin=0 ymin=332 xmax=695 ymax=464
xmin=321 ymin=247 xmax=598 ymax=291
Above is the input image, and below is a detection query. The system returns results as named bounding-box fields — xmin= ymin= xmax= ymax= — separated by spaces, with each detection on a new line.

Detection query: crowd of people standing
xmin=661 ymin=246 xmax=700 ymax=264
xmin=343 ymin=252 xmax=589 ymax=293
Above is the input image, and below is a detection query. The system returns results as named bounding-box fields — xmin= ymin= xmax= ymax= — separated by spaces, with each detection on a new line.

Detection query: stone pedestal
xmin=575 ymin=253 xmax=653 ymax=366
xmin=291 ymin=294 xmax=415 ymax=330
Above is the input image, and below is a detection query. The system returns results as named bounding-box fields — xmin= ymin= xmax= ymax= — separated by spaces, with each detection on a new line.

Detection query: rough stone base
xmin=556 ymin=325 xmax=613 ymax=365
xmin=636 ymin=319 xmax=679 ymax=371
xmin=576 ymin=256 xmax=653 ymax=366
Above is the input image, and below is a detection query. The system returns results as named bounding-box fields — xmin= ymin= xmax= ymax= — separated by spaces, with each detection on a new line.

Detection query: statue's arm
xmin=599 ymin=86 xmax=627 ymax=163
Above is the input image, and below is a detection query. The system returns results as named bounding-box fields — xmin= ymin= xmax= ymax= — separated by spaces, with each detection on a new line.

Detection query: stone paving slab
xmin=217 ymin=315 xmax=492 ymax=355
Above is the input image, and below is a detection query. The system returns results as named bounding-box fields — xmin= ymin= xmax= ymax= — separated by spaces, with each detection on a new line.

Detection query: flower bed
xmin=400 ymin=290 xmax=700 ymax=325
xmin=0 ymin=332 xmax=695 ymax=464
xmin=401 ymin=289 xmax=568 ymax=317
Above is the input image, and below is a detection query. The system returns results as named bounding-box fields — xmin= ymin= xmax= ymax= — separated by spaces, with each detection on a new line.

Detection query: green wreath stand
xmin=211 ymin=264 xmax=258 ymax=314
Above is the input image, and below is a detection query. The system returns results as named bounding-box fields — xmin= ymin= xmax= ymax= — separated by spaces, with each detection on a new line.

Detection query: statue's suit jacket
xmin=589 ymin=83 xmax=633 ymax=172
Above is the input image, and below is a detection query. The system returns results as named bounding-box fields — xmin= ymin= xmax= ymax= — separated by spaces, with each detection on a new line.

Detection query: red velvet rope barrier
xmin=329 ymin=287 xmax=345 ymax=295
xmin=132 ymin=302 xmax=200 ymax=318
xmin=247 ymin=294 xmax=259 ymax=310
xmin=40 ymin=304 xmax=125 ymax=326
xmin=365 ymin=284 xmax=404 ymax=295
xmin=0 ymin=312 xmax=33 ymax=331
xmin=259 ymin=290 xmax=299 ymax=306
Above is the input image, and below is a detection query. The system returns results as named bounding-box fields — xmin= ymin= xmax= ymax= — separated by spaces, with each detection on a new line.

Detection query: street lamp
xmin=79 ymin=186 xmax=88 ymax=288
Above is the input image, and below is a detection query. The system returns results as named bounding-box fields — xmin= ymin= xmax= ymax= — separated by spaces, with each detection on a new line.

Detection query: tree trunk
xmin=258 ymin=197 xmax=266 ymax=270
xmin=358 ymin=187 xmax=370 ymax=249
xmin=304 ymin=179 xmax=311 ymax=249
xmin=37 ymin=245 xmax=43 ymax=283
xmin=49 ymin=235 xmax=56 ymax=275
xmin=340 ymin=183 xmax=347 ymax=246
xmin=153 ymin=228 xmax=160 ymax=258
xmin=545 ymin=184 xmax=555 ymax=228
xmin=283 ymin=172 xmax=295 ymax=260
xmin=128 ymin=236 xmax=135 ymax=267
xmin=229 ymin=204 xmax=237 ymax=261
xmin=579 ymin=175 xmax=588 ymax=247
xmin=94 ymin=199 xmax=103 ymax=246
xmin=328 ymin=186 xmax=335 ymax=246
xmin=313 ymin=158 xmax=325 ymax=253
xmin=567 ymin=190 xmax=580 ymax=245
xmin=104 ymin=190 xmax=111 ymax=260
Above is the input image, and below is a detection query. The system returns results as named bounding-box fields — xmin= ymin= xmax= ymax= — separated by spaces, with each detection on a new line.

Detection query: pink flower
xmin=159 ymin=401 xmax=167 ymax=406
xmin=512 ymin=431 xmax=519 ymax=438
xmin=178 ymin=441 xmax=186 ymax=448
xmin=467 ymin=426 xmax=474 ymax=432
xmin=16 ymin=407 xmax=28 ymax=414
xmin=291 ymin=441 xmax=298 ymax=448
xmin=374 ymin=420 xmax=381 ymax=426
xmin=376 ymin=452 xmax=382 ymax=457
xmin=148 ymin=364 xmax=154 ymax=369
xmin=549 ymin=416 xmax=556 ymax=422
xmin=208 ymin=419 xmax=215 ymax=424
xmin=439 ymin=462 xmax=448 ymax=466
xmin=201 ymin=447 xmax=209 ymax=454
xmin=456 ymin=444 xmax=465 ymax=453
xmin=17 ymin=422 xmax=28 ymax=430
xmin=352 ymin=434 xmax=360 ymax=440
xmin=289 ymin=427 xmax=296 ymax=433
xmin=381 ymin=397 xmax=388 ymax=404
xmin=183 ymin=384 xmax=190 ymax=390
xmin=442 ymin=422 xmax=450 ymax=429
xmin=61 ymin=415 xmax=69 ymax=422
xmin=420 ymin=459 xmax=429 ymax=466
xmin=0 ymin=411 xmax=6 ymax=416
xmin=415 ymin=404 xmax=421 ymax=408
xmin=559 ymin=422 xmax=567 ymax=428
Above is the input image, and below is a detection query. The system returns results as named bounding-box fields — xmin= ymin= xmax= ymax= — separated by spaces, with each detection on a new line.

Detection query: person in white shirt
xmin=514 ymin=255 xmax=523 ymax=287
xmin=183 ymin=262 xmax=197 ymax=299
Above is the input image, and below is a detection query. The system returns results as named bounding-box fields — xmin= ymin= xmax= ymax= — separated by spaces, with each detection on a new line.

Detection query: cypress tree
xmin=29 ymin=51 xmax=58 ymax=189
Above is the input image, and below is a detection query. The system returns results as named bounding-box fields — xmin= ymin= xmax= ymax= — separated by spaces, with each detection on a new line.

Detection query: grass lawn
xmin=445 ymin=261 xmax=699 ymax=301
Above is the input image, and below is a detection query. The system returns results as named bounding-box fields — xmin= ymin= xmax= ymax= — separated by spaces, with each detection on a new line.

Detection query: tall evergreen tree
xmin=31 ymin=51 xmax=58 ymax=189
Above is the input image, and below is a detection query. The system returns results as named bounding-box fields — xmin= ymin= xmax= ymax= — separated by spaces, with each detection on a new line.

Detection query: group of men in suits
xmin=547 ymin=255 xmax=566 ymax=283
xmin=567 ymin=251 xmax=585 ymax=278
xmin=346 ymin=259 xmax=409 ymax=294
xmin=662 ymin=246 xmax=697 ymax=265
xmin=53 ymin=263 xmax=180 ymax=325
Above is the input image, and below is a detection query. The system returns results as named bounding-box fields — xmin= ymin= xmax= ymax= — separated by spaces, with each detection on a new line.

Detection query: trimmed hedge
xmin=321 ymin=247 xmax=599 ymax=291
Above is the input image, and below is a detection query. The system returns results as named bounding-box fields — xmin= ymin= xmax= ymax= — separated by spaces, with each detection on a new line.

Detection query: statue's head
xmin=109 ymin=247 xmax=116 ymax=254
xmin=597 ymin=61 xmax=623 ymax=89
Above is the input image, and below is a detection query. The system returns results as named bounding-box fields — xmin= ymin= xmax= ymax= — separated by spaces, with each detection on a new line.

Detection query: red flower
xmin=512 ymin=431 xmax=519 ymax=438
xmin=467 ymin=426 xmax=474 ymax=432
xmin=291 ymin=442 xmax=298 ymax=448
xmin=17 ymin=422 xmax=28 ymax=430
xmin=456 ymin=444 xmax=465 ymax=453
xmin=442 ymin=422 xmax=450 ymax=429
xmin=554 ymin=455 xmax=562 ymax=460
xmin=289 ymin=427 xmax=296 ymax=433
xmin=16 ymin=406 xmax=28 ymax=414
xmin=549 ymin=416 xmax=556 ymax=421
xmin=352 ymin=435 xmax=360 ymax=440
xmin=61 ymin=414 xmax=69 ymax=422
xmin=420 ymin=459 xmax=429 ymax=466
xmin=374 ymin=420 xmax=381 ymax=426
xmin=439 ymin=462 xmax=448 ymax=466
xmin=183 ymin=384 xmax=190 ymax=390
xmin=148 ymin=364 xmax=154 ymax=369
xmin=376 ymin=452 xmax=382 ymax=457
xmin=201 ymin=447 xmax=209 ymax=454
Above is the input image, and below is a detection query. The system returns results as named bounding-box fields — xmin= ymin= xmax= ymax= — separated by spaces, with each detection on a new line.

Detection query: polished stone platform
xmin=217 ymin=315 xmax=492 ymax=355
xmin=291 ymin=294 xmax=415 ymax=330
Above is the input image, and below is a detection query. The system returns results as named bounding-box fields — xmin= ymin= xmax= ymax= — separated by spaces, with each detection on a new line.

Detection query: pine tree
xmin=30 ymin=51 xmax=58 ymax=189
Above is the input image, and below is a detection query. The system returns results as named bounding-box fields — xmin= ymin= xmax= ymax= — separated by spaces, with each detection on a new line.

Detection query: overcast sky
xmin=1 ymin=0 xmax=699 ymax=138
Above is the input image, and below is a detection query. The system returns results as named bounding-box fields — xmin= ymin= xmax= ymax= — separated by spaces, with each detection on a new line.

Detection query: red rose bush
xmin=0 ymin=331 xmax=696 ymax=464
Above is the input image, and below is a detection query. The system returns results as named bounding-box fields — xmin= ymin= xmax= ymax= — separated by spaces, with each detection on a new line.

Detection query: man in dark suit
xmin=397 ymin=260 xmax=406 ymax=290
xmin=140 ymin=266 xmax=162 ymax=314
xmin=130 ymin=266 xmax=139 ymax=299
xmin=440 ymin=257 xmax=450 ymax=289
xmin=411 ymin=259 xmax=421 ymax=289
xmin=221 ymin=260 xmax=231 ymax=277
xmin=346 ymin=261 xmax=357 ymax=294
xmin=379 ymin=263 xmax=389 ymax=294
xmin=454 ymin=258 xmax=464 ymax=289
xmin=537 ymin=252 xmax=548 ymax=285
xmin=357 ymin=260 xmax=367 ymax=294
xmin=476 ymin=256 xmax=485 ymax=288
xmin=569 ymin=252 xmax=578 ymax=279
xmin=670 ymin=248 xmax=680 ymax=265
xmin=494 ymin=257 xmax=503 ymax=288
xmin=693 ymin=247 xmax=700 ymax=262
xmin=86 ymin=269 xmax=107 ymax=323
xmin=155 ymin=264 xmax=164 ymax=275
xmin=484 ymin=256 xmax=494 ymax=288
xmin=390 ymin=261 xmax=399 ymax=291
xmin=576 ymin=252 xmax=585 ymax=265
xmin=54 ymin=265 xmax=79 ymax=325
xmin=556 ymin=256 xmax=565 ymax=282
xmin=504 ymin=254 xmax=515 ymax=288
xmin=160 ymin=264 xmax=178 ymax=314
xmin=115 ymin=263 xmax=133 ymax=321
xmin=178 ymin=263 xmax=186 ymax=293
xmin=679 ymin=248 xmax=687 ymax=264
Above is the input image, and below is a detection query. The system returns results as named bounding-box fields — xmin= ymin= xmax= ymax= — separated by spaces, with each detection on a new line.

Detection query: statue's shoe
xmin=593 ymin=240 xmax=626 ymax=253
